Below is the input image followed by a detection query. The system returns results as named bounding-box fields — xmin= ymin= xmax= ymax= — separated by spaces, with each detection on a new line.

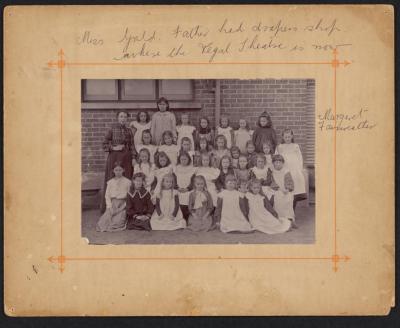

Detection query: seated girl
xmin=187 ymin=175 xmax=214 ymax=232
xmin=195 ymin=152 xmax=220 ymax=207
xmin=150 ymin=174 xmax=187 ymax=231
xmin=96 ymin=162 xmax=131 ymax=232
xmin=245 ymin=179 xmax=291 ymax=234
xmin=213 ymin=174 xmax=253 ymax=233
xmin=215 ymin=155 xmax=235 ymax=192
xmin=157 ymin=130 xmax=179 ymax=166
xmin=126 ymin=173 xmax=154 ymax=231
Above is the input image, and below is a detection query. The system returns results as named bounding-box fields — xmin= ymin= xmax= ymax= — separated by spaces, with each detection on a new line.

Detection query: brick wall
xmin=81 ymin=79 xmax=315 ymax=173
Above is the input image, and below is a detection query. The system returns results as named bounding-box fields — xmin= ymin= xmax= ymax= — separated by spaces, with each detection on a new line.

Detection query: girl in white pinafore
xmin=275 ymin=129 xmax=307 ymax=208
xmin=246 ymin=179 xmax=291 ymax=234
xmin=152 ymin=151 xmax=173 ymax=198
xmin=150 ymin=174 xmax=186 ymax=230
xmin=173 ymin=151 xmax=197 ymax=220
xmin=270 ymin=154 xmax=295 ymax=220
xmin=130 ymin=111 xmax=151 ymax=150
xmin=195 ymin=153 xmax=220 ymax=207
xmin=214 ymin=174 xmax=253 ymax=233
xmin=133 ymin=148 xmax=155 ymax=191
xmin=249 ymin=154 xmax=273 ymax=199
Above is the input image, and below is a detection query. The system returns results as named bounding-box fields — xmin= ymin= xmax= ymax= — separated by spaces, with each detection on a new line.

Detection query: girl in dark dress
xmin=252 ymin=111 xmax=277 ymax=153
xmin=101 ymin=111 xmax=135 ymax=213
xmin=126 ymin=173 xmax=154 ymax=231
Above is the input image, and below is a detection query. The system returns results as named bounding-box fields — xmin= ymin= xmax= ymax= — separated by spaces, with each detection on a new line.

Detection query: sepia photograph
xmin=81 ymin=78 xmax=315 ymax=245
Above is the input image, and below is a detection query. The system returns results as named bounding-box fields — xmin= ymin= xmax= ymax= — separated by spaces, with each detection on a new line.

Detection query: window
xmin=82 ymin=79 xmax=194 ymax=102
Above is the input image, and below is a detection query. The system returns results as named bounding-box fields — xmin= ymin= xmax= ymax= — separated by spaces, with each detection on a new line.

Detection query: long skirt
xmin=100 ymin=149 xmax=133 ymax=213
xmin=96 ymin=199 xmax=127 ymax=232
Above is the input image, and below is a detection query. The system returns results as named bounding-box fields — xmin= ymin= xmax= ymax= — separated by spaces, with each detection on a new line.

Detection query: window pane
xmin=84 ymin=80 xmax=118 ymax=101
xmin=159 ymin=79 xmax=193 ymax=100
xmin=121 ymin=80 xmax=156 ymax=100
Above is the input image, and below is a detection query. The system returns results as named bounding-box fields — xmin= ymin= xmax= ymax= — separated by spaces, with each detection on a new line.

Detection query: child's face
xmin=182 ymin=140 xmax=191 ymax=151
xmin=117 ymin=112 xmax=128 ymax=125
xmin=164 ymin=134 xmax=173 ymax=145
xmin=139 ymin=151 xmax=149 ymax=163
xmin=180 ymin=155 xmax=190 ymax=166
xmin=158 ymin=101 xmax=168 ymax=112
xmin=225 ymin=180 xmax=236 ymax=191
xmin=256 ymin=157 xmax=265 ymax=169
xmin=273 ymin=160 xmax=284 ymax=170
xmin=138 ymin=112 xmax=147 ymax=123
xmin=163 ymin=177 xmax=174 ymax=189
xmin=238 ymin=181 xmax=248 ymax=193
xmin=201 ymin=156 xmax=210 ymax=167
xmin=195 ymin=179 xmax=205 ymax=191
xmin=200 ymin=119 xmax=208 ymax=129
xmin=113 ymin=166 xmax=124 ymax=178
xmin=262 ymin=144 xmax=271 ymax=154
xmin=159 ymin=156 xmax=168 ymax=167
xmin=199 ymin=140 xmax=207 ymax=150
xmin=221 ymin=158 xmax=230 ymax=170
xmin=259 ymin=116 xmax=268 ymax=127
xmin=283 ymin=132 xmax=292 ymax=144
xmin=181 ymin=114 xmax=189 ymax=125
xmin=247 ymin=144 xmax=255 ymax=153
xmin=142 ymin=133 xmax=151 ymax=145
xmin=216 ymin=138 xmax=225 ymax=149
xmin=231 ymin=149 xmax=240 ymax=159
xmin=220 ymin=117 xmax=229 ymax=128
xmin=250 ymin=183 xmax=261 ymax=195
xmin=133 ymin=177 xmax=144 ymax=189
xmin=239 ymin=119 xmax=247 ymax=129
xmin=238 ymin=156 xmax=248 ymax=169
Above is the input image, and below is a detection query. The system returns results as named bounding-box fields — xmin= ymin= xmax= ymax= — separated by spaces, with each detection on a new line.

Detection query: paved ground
xmin=82 ymin=205 xmax=315 ymax=245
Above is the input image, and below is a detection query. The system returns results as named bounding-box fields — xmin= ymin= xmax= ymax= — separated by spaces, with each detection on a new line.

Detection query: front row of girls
xmin=97 ymin=153 xmax=295 ymax=234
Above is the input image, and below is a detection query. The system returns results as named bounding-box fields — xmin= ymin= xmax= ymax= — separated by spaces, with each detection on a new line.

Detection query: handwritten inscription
xmin=76 ymin=17 xmax=352 ymax=62
xmin=318 ymin=108 xmax=377 ymax=132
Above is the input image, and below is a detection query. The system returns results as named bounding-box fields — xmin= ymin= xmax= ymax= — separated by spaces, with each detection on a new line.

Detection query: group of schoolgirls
xmin=97 ymin=97 xmax=307 ymax=234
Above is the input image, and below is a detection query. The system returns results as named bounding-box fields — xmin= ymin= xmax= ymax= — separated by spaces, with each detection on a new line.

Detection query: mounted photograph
xmin=81 ymin=78 xmax=315 ymax=244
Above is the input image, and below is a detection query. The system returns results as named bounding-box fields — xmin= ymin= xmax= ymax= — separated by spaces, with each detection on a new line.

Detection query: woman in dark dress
xmin=100 ymin=111 xmax=135 ymax=213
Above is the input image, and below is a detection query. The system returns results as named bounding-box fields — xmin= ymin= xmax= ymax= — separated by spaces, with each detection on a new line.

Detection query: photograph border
xmin=47 ymin=48 xmax=350 ymax=273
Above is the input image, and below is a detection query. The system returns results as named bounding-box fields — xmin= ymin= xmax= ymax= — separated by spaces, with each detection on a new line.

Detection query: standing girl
xmin=176 ymin=113 xmax=196 ymax=150
xmin=157 ymin=130 xmax=180 ymax=166
xmin=213 ymin=175 xmax=253 ymax=233
xmin=195 ymin=153 xmax=220 ymax=206
xmin=96 ymin=162 xmax=131 ymax=232
xmin=245 ymin=140 xmax=258 ymax=168
xmin=193 ymin=137 xmax=211 ymax=167
xmin=135 ymin=129 xmax=157 ymax=164
xmin=126 ymin=173 xmax=154 ymax=231
xmin=234 ymin=118 xmax=253 ymax=154
xmin=215 ymin=155 xmax=235 ymax=192
xmin=211 ymin=135 xmax=231 ymax=168
xmin=179 ymin=137 xmax=195 ymax=162
xmin=152 ymin=151 xmax=173 ymax=197
xmin=187 ymin=175 xmax=214 ymax=232
xmin=101 ymin=111 xmax=134 ymax=213
xmin=194 ymin=117 xmax=214 ymax=149
xmin=262 ymin=141 xmax=274 ymax=170
xmin=217 ymin=116 xmax=234 ymax=149
xmin=252 ymin=111 xmax=277 ymax=153
xmin=173 ymin=151 xmax=197 ymax=221
xmin=268 ymin=154 xmax=295 ymax=221
xmin=150 ymin=174 xmax=187 ymax=230
xmin=234 ymin=155 xmax=251 ymax=185
xmin=245 ymin=179 xmax=291 ymax=234
xmin=275 ymin=129 xmax=307 ymax=209
xmin=150 ymin=97 xmax=177 ymax=145
xmin=130 ymin=111 xmax=151 ymax=150
xmin=133 ymin=148 xmax=155 ymax=192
